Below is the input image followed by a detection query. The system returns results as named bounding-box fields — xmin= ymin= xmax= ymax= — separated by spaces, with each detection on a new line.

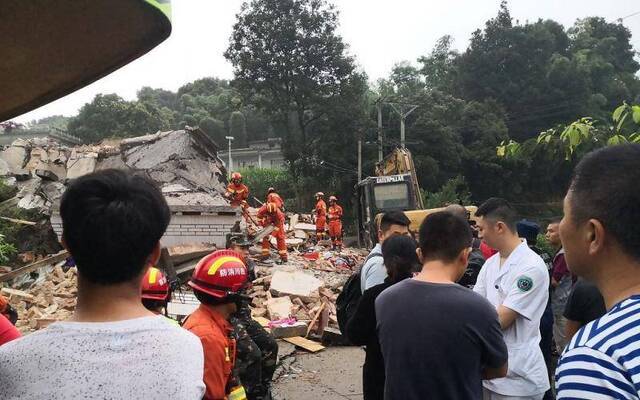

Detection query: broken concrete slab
xmin=293 ymin=223 xmax=317 ymax=232
xmin=0 ymin=158 xmax=11 ymax=176
xmin=270 ymin=321 xmax=308 ymax=339
xmin=167 ymin=243 xmax=215 ymax=265
xmin=0 ymin=142 xmax=29 ymax=173
xmin=266 ymin=296 xmax=293 ymax=320
xmin=66 ymin=156 xmax=97 ymax=180
xmin=270 ymin=269 xmax=324 ymax=300
xmin=35 ymin=168 xmax=58 ymax=182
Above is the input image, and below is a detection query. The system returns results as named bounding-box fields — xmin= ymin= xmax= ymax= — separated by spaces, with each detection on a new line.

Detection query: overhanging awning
xmin=0 ymin=0 xmax=172 ymax=121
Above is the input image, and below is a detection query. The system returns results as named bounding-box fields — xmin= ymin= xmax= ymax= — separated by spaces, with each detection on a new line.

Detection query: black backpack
xmin=336 ymin=251 xmax=382 ymax=339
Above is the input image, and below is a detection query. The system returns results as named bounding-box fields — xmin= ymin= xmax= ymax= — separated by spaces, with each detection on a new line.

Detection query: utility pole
xmin=357 ymin=134 xmax=363 ymax=182
xmin=376 ymin=101 xmax=383 ymax=162
xmin=225 ymin=136 xmax=234 ymax=176
xmin=388 ymin=103 xmax=418 ymax=148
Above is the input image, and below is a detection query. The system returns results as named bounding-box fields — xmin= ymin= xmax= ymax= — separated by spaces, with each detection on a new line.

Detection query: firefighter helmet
xmin=141 ymin=267 xmax=170 ymax=301
xmin=329 ymin=195 xmax=337 ymax=202
xmin=315 ymin=192 xmax=324 ymax=198
xmin=267 ymin=187 xmax=276 ymax=194
xmin=231 ymin=172 xmax=242 ymax=182
xmin=188 ymin=250 xmax=249 ymax=299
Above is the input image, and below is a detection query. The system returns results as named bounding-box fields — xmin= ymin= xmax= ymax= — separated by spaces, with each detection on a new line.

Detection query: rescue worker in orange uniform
xmin=313 ymin=192 xmax=327 ymax=242
xmin=266 ymin=187 xmax=284 ymax=211
xmin=140 ymin=267 xmax=180 ymax=325
xmin=183 ymin=250 xmax=250 ymax=400
xmin=225 ymin=172 xmax=249 ymax=208
xmin=256 ymin=202 xmax=287 ymax=263
xmin=328 ymin=196 xmax=344 ymax=251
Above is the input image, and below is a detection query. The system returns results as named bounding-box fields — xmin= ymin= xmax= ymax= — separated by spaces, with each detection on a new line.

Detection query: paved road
xmin=273 ymin=344 xmax=365 ymax=400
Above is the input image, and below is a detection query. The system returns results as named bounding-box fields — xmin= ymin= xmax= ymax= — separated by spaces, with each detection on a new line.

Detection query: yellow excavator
xmin=356 ymin=148 xmax=476 ymax=247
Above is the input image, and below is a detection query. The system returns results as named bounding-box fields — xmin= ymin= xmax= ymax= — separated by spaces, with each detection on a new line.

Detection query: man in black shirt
xmin=563 ymin=278 xmax=606 ymax=341
xmin=376 ymin=212 xmax=508 ymax=400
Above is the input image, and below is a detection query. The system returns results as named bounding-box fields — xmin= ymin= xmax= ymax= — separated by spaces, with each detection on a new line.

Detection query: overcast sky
xmin=14 ymin=0 xmax=640 ymax=123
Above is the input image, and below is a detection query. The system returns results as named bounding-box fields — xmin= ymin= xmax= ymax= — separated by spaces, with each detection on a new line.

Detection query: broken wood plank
xmin=306 ymin=302 xmax=326 ymax=338
xmin=1 ymin=287 xmax=35 ymax=301
xmin=252 ymin=316 xmax=271 ymax=328
xmin=283 ymin=336 xmax=325 ymax=353
xmin=0 ymin=251 xmax=69 ymax=283
xmin=0 ymin=216 xmax=36 ymax=225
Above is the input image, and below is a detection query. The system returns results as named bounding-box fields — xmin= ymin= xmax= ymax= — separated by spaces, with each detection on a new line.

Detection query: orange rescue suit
xmin=183 ymin=305 xmax=236 ymax=400
xmin=315 ymin=199 xmax=327 ymax=240
xmin=226 ymin=183 xmax=249 ymax=208
xmin=328 ymin=204 xmax=343 ymax=248
xmin=256 ymin=203 xmax=287 ymax=262
xmin=266 ymin=192 xmax=284 ymax=210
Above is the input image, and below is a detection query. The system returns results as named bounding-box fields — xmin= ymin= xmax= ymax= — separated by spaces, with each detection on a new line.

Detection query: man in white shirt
xmin=474 ymin=198 xmax=550 ymax=400
xmin=0 ymin=170 xmax=205 ymax=400
xmin=360 ymin=211 xmax=411 ymax=292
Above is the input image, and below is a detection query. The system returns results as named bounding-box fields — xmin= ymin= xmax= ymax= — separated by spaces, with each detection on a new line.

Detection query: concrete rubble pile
xmin=245 ymin=246 xmax=368 ymax=345
xmin=0 ymin=127 xmax=228 ymax=214
xmin=1 ymin=262 xmax=77 ymax=334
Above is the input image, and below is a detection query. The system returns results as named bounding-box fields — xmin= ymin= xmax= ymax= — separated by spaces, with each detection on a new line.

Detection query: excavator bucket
xmin=0 ymin=0 xmax=172 ymax=121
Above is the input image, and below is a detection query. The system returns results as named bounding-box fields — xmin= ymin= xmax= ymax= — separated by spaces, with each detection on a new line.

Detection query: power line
xmin=619 ymin=10 xmax=640 ymax=21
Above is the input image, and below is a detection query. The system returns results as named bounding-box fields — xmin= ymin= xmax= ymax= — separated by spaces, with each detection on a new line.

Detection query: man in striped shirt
xmin=556 ymin=144 xmax=640 ymax=399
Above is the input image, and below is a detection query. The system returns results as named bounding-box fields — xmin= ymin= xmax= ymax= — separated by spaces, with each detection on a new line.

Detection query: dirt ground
xmin=273 ymin=343 xmax=365 ymax=400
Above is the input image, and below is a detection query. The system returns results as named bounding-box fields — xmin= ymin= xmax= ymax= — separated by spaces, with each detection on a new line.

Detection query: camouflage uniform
xmin=231 ymin=258 xmax=278 ymax=400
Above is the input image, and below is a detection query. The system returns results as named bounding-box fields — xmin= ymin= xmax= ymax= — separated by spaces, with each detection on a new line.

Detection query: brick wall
xmin=50 ymin=209 xmax=240 ymax=249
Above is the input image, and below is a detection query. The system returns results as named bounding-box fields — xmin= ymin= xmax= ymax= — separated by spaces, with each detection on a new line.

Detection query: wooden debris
xmin=283 ymin=336 xmax=325 ymax=353
xmin=0 ymin=216 xmax=36 ymax=225
xmin=0 ymin=250 xmax=69 ymax=282
xmin=1 ymin=287 xmax=35 ymax=301
xmin=306 ymin=302 xmax=326 ymax=338
xmin=252 ymin=316 xmax=271 ymax=328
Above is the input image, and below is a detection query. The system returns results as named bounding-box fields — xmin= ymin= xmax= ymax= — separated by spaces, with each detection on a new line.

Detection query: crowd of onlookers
xmin=0 ymin=144 xmax=639 ymax=400
xmin=344 ymin=144 xmax=637 ymax=399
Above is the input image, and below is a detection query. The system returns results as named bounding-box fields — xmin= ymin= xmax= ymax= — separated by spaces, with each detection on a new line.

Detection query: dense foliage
xmin=12 ymin=0 xmax=639 ymax=214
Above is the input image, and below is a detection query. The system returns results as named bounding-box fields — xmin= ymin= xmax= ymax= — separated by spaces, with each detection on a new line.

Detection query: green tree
xmin=419 ymin=35 xmax=459 ymax=92
xmin=229 ymin=111 xmax=248 ymax=147
xmin=225 ymin=0 xmax=358 ymax=152
xmin=67 ymin=94 xmax=130 ymax=142
xmin=199 ymin=117 xmax=227 ymax=147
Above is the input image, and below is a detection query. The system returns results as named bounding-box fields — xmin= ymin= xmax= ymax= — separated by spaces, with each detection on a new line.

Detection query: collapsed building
xmin=0 ymin=127 xmax=240 ymax=249
xmin=0 ymin=127 xmax=365 ymax=353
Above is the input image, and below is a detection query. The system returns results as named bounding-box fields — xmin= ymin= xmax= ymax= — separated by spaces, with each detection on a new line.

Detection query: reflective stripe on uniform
xmin=228 ymin=386 xmax=247 ymax=400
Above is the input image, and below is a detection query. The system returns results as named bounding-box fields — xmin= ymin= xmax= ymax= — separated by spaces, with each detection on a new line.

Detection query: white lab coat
xmin=474 ymin=241 xmax=550 ymax=397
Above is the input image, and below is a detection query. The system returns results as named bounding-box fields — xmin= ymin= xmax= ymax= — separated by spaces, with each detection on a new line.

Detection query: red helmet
xmin=141 ymin=267 xmax=169 ymax=301
xmin=231 ymin=172 xmax=242 ymax=182
xmin=188 ymin=250 xmax=249 ymax=299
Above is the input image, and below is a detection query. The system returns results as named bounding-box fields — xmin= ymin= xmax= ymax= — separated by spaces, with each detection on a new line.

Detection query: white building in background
xmin=221 ymin=138 xmax=286 ymax=170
